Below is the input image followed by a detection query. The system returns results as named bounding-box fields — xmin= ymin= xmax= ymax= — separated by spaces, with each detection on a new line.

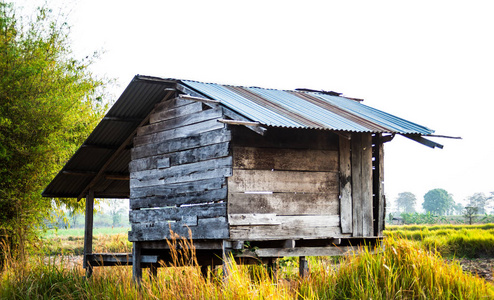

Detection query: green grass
xmin=39 ymin=228 xmax=131 ymax=256
xmin=42 ymin=227 xmax=130 ymax=239
xmin=385 ymin=224 xmax=494 ymax=258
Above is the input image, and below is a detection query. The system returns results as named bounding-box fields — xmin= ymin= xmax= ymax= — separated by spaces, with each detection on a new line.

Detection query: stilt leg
xmin=267 ymin=258 xmax=277 ymax=280
xmin=299 ymin=256 xmax=309 ymax=278
xmin=132 ymin=242 xmax=142 ymax=284
xmin=200 ymin=265 xmax=210 ymax=280
xmin=222 ymin=241 xmax=233 ymax=282
xmin=83 ymin=190 xmax=94 ymax=279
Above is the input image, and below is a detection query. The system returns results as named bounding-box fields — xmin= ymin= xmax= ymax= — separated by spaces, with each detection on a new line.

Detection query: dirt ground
xmin=448 ymin=258 xmax=494 ymax=282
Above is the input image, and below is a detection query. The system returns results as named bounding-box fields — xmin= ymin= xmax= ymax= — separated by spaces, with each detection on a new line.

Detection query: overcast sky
xmin=14 ymin=0 xmax=494 ymax=210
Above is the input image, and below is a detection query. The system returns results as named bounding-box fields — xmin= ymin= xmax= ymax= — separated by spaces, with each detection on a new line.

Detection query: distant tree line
xmin=389 ymin=189 xmax=493 ymax=225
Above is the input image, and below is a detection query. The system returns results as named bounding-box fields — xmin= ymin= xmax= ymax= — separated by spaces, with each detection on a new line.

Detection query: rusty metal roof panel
xmin=312 ymin=93 xmax=433 ymax=135
xmin=182 ymin=80 xmax=434 ymax=135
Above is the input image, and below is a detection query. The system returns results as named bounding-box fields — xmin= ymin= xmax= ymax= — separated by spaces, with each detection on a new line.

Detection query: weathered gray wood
xmin=229 ymin=225 xmax=345 ymax=240
xmin=361 ymin=134 xmax=373 ymax=237
xmin=222 ymin=106 xmax=267 ymax=135
xmin=132 ymin=127 xmax=231 ymax=159
xmin=140 ymin=240 xmax=224 ymax=250
xmin=231 ymin=126 xmax=339 ymax=150
xmin=373 ymin=134 xmax=385 ymax=237
xmin=176 ymin=83 xmax=214 ymax=104
xmin=131 ymin=167 xmax=231 ymax=189
xmin=351 ymin=134 xmax=363 ymax=237
xmin=233 ymin=147 xmax=338 ymax=172
xmin=129 ymin=142 xmax=230 ymax=173
xmin=128 ymin=217 xmax=229 ymax=241
xmin=149 ymin=101 xmax=203 ymax=124
xmin=83 ymin=190 xmax=94 ymax=274
xmin=228 ymin=169 xmax=338 ymax=193
xmin=299 ymin=256 xmax=309 ymax=277
xmin=179 ymin=94 xmax=220 ymax=104
xmin=87 ymin=254 xmax=158 ymax=266
xmin=131 ymin=157 xmax=232 ymax=188
xmin=339 ymin=136 xmax=353 ymax=234
xmin=134 ymin=119 xmax=225 ymax=147
xmin=130 ymin=177 xmax=225 ymax=199
xmin=140 ymin=106 xmax=223 ymax=136
xmin=222 ymin=240 xmax=234 ymax=282
xmin=131 ymin=188 xmax=227 ymax=209
xmin=247 ymin=246 xmax=356 ymax=258
xmin=351 ymin=133 xmax=374 ymax=237
xmin=227 ymin=192 xmax=339 ymax=215
xmin=228 ymin=214 xmax=340 ymax=227
xmin=132 ymin=242 xmax=142 ymax=283
xmin=153 ymin=96 xmax=194 ymax=113
xmin=130 ymin=202 xmax=227 ymax=223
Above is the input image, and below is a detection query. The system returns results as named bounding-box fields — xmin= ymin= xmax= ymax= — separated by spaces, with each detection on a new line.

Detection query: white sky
xmin=14 ymin=0 xmax=494 ymax=209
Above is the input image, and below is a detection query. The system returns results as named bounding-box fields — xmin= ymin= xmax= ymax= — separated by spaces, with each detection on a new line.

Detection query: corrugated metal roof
xmin=43 ymin=75 xmax=437 ymax=199
xmin=42 ymin=76 xmax=176 ymax=198
xmin=183 ymin=80 xmax=435 ymax=135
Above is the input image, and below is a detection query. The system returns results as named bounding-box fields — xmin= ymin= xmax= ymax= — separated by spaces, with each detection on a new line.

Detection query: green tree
xmin=0 ymin=2 xmax=106 ymax=256
xmin=395 ymin=192 xmax=417 ymax=213
xmin=466 ymin=193 xmax=489 ymax=214
xmin=463 ymin=206 xmax=478 ymax=225
xmin=422 ymin=188 xmax=454 ymax=216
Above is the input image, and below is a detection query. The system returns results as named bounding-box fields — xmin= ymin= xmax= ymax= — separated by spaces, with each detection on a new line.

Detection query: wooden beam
xmin=299 ymin=256 xmax=309 ymax=277
xmin=373 ymin=134 xmax=385 ymax=237
xmin=83 ymin=189 xmax=94 ymax=278
xmin=178 ymin=94 xmax=220 ymax=104
xmin=63 ymin=171 xmax=129 ymax=181
xmin=132 ymin=242 xmax=142 ymax=284
xmin=176 ymin=83 xmax=208 ymax=99
xmin=77 ymin=93 xmax=173 ymax=201
xmin=104 ymin=174 xmax=130 ymax=181
xmin=339 ymin=136 xmax=352 ymax=234
xmin=103 ymin=117 xmax=142 ymax=122
xmin=81 ymin=144 xmax=119 ymax=150
xmin=218 ymin=119 xmax=261 ymax=127
xmin=222 ymin=107 xmax=267 ymax=135
xmin=63 ymin=170 xmax=96 ymax=176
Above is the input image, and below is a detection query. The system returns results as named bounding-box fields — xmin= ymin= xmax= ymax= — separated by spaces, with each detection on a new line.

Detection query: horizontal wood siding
xmin=228 ymin=128 xmax=342 ymax=241
xmin=128 ymin=97 xmax=230 ymax=241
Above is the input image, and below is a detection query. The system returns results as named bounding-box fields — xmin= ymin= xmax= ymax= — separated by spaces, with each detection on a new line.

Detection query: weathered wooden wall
xmin=228 ymin=127 xmax=345 ymax=241
xmin=128 ymin=97 xmax=230 ymax=241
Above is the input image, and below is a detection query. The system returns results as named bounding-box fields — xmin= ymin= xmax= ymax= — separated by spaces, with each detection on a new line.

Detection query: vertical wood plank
xmin=132 ymin=242 xmax=142 ymax=283
xmin=361 ymin=133 xmax=374 ymax=237
xmin=222 ymin=240 xmax=233 ymax=282
xmin=83 ymin=189 xmax=94 ymax=277
xmin=339 ymin=136 xmax=352 ymax=233
xmin=351 ymin=134 xmax=363 ymax=237
xmin=373 ymin=134 xmax=385 ymax=237
xmin=299 ymin=256 xmax=309 ymax=278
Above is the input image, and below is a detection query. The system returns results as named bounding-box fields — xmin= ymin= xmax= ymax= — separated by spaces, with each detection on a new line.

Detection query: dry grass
xmin=2 ymin=234 xmax=493 ymax=299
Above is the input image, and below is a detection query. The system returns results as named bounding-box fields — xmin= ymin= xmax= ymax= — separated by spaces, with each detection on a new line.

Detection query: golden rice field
xmin=0 ymin=225 xmax=492 ymax=299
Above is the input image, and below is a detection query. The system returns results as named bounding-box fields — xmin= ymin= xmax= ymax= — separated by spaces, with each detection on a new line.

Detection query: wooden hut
xmin=43 ymin=75 xmax=443 ymax=280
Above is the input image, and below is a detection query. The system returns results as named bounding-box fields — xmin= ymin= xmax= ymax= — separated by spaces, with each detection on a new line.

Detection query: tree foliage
xmin=422 ymin=188 xmax=454 ymax=216
xmin=0 ymin=2 xmax=106 ymax=254
xmin=466 ymin=192 xmax=490 ymax=214
xmin=395 ymin=192 xmax=417 ymax=213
